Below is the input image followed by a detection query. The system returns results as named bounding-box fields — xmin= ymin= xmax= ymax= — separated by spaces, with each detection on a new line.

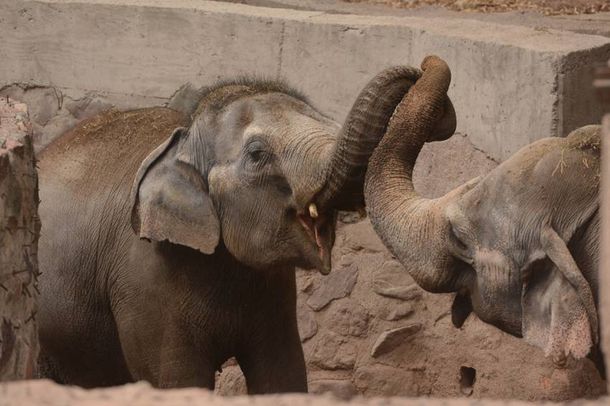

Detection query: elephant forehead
xmin=244 ymin=102 xmax=337 ymax=169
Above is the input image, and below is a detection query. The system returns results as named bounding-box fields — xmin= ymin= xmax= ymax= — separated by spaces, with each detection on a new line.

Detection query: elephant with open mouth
xmin=36 ymin=69 xmax=424 ymax=392
xmin=364 ymin=56 xmax=604 ymax=376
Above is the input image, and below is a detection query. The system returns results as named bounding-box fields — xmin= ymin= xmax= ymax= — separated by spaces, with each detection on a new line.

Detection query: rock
xmin=309 ymin=379 xmax=358 ymax=400
xmin=372 ymin=259 xmax=417 ymax=295
xmin=353 ymin=365 xmax=427 ymax=397
xmin=337 ymin=210 xmax=365 ymax=224
xmin=310 ymin=332 xmax=357 ymax=370
xmin=384 ymin=303 xmax=415 ymax=321
xmin=297 ymin=300 xmax=318 ymax=342
xmin=373 ymin=281 xmax=422 ymax=301
xmin=0 ymin=85 xmax=25 ymax=102
xmin=296 ymin=270 xmax=315 ymax=294
xmin=64 ymin=96 xmax=113 ymax=120
xmin=167 ymin=83 xmax=203 ymax=117
xmin=38 ymin=112 xmax=79 ymax=151
xmin=371 ymin=324 xmax=422 ymax=358
xmin=2 ymin=86 xmax=60 ymax=127
xmin=326 ymin=299 xmax=369 ymax=338
xmin=307 ymin=264 xmax=358 ymax=311
xmin=215 ymin=364 xmax=246 ymax=396
xmin=340 ymin=219 xmax=386 ymax=253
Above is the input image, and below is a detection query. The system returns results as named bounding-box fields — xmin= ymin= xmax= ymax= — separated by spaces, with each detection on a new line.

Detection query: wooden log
xmin=0 ymin=97 xmax=40 ymax=381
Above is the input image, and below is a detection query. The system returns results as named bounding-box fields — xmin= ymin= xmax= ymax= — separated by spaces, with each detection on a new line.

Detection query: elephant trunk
xmin=364 ymin=56 xmax=460 ymax=293
xmin=314 ymin=66 xmax=422 ymax=212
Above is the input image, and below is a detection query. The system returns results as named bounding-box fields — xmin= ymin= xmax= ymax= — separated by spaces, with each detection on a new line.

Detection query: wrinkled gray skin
xmin=37 ymin=71 xmax=421 ymax=392
xmin=364 ymin=56 xmax=603 ymax=374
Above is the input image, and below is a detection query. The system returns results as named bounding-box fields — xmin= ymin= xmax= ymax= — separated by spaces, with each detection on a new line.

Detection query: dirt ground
xmin=341 ymin=0 xmax=610 ymax=15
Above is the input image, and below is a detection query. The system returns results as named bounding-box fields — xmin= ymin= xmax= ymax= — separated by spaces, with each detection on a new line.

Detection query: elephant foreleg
xmin=238 ymin=327 xmax=307 ymax=394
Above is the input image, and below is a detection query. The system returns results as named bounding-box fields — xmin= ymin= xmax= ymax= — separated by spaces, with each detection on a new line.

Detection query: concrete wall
xmin=1 ymin=0 xmax=609 ymax=160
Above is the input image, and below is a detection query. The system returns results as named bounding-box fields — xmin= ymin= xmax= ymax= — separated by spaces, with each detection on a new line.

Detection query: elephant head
xmin=364 ymin=56 xmax=601 ymax=367
xmin=130 ymin=69 xmax=421 ymax=275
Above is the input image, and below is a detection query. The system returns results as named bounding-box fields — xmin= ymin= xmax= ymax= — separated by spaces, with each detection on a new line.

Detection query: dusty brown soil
xmin=3 ymin=380 xmax=610 ymax=406
xmin=342 ymin=0 xmax=610 ymax=15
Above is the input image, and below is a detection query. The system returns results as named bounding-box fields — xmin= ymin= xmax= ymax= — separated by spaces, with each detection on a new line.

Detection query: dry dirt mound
xmin=342 ymin=0 xmax=610 ymax=15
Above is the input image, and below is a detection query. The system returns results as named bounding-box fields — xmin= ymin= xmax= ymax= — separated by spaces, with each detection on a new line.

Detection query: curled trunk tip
xmin=316 ymin=65 xmax=422 ymax=212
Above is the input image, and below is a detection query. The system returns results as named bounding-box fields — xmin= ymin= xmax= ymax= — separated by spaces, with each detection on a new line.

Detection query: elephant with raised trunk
xmin=37 ymin=70 xmax=423 ymax=392
xmin=363 ymin=56 xmax=603 ymax=375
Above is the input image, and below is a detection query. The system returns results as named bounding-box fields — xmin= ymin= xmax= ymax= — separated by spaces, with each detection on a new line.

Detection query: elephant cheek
xmin=207 ymin=166 xmax=269 ymax=268
xmin=208 ymin=166 xmax=231 ymax=201
xmin=471 ymin=252 xmax=523 ymax=336
xmin=208 ymin=166 xmax=238 ymax=247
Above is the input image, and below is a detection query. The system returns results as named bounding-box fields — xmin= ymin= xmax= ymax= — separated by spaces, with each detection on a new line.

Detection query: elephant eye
xmin=244 ymin=139 xmax=271 ymax=166
xmin=249 ymin=149 xmax=266 ymax=163
xmin=449 ymin=224 xmax=472 ymax=264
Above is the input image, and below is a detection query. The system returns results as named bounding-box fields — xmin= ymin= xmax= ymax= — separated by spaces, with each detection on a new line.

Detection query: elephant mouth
xmin=297 ymin=203 xmax=334 ymax=275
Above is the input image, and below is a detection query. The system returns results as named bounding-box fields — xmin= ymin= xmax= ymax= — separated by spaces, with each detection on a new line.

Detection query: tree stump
xmin=0 ymin=98 xmax=40 ymax=381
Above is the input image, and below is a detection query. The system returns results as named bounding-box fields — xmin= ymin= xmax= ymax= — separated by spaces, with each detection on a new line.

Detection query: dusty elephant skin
xmin=36 ymin=70 xmax=424 ymax=392
xmin=365 ymin=56 xmax=604 ymax=377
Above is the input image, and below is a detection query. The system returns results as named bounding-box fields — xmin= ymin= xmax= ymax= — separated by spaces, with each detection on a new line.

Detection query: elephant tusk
xmin=309 ymin=203 xmax=319 ymax=219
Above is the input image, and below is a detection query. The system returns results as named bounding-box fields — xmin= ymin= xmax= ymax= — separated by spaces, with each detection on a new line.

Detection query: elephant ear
xmin=130 ymin=127 xmax=220 ymax=254
xmin=521 ymin=226 xmax=597 ymax=364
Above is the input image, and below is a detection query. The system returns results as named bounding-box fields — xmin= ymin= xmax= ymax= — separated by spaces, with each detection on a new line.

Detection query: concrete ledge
xmin=1 ymin=0 xmax=609 ymax=159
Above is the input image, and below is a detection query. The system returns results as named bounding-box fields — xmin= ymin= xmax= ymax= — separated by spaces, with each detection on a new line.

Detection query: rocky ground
xmin=342 ymin=0 xmax=610 ymax=15
xmin=4 ymin=379 xmax=610 ymax=406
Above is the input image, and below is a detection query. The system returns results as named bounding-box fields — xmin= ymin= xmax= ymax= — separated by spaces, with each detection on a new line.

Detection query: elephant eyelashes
xmin=449 ymin=225 xmax=472 ymax=264
xmin=249 ymin=149 xmax=266 ymax=163
xmin=244 ymin=139 xmax=271 ymax=167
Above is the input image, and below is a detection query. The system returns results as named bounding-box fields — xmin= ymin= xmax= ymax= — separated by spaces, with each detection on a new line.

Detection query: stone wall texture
xmin=0 ymin=99 xmax=40 ymax=381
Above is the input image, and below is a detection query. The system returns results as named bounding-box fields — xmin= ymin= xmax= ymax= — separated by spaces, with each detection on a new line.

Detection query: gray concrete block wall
xmin=1 ymin=0 xmax=609 ymax=160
